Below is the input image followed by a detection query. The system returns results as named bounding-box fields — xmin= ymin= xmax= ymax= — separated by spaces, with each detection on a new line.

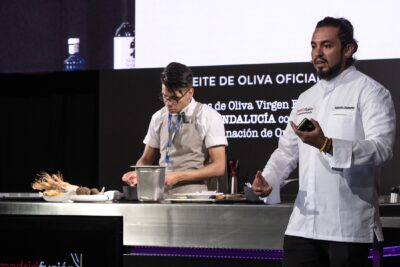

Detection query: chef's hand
xmin=290 ymin=119 xmax=326 ymax=150
xmin=122 ymin=171 xmax=137 ymax=186
xmin=164 ymin=172 xmax=183 ymax=188
xmin=252 ymin=170 xmax=272 ymax=197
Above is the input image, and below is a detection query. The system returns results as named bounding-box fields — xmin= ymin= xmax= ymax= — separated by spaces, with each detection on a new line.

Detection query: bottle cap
xmin=68 ymin=38 xmax=80 ymax=45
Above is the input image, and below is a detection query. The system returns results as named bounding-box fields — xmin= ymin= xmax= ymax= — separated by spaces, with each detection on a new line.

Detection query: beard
xmin=316 ymin=59 xmax=343 ymax=80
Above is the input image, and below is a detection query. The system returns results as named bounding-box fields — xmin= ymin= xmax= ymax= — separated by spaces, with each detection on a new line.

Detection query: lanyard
xmin=165 ymin=113 xmax=182 ymax=163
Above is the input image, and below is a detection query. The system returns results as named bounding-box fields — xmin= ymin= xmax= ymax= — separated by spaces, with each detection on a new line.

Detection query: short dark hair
xmin=160 ymin=62 xmax=193 ymax=92
xmin=316 ymin=17 xmax=358 ymax=65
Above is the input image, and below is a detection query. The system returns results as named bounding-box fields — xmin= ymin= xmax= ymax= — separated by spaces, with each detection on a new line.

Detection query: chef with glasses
xmin=122 ymin=62 xmax=228 ymax=195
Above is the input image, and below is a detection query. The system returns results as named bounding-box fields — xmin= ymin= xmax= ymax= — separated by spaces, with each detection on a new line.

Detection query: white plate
xmin=165 ymin=198 xmax=216 ymax=203
xmin=70 ymin=194 xmax=109 ymax=202
xmin=42 ymin=190 xmax=75 ymax=202
xmin=173 ymin=191 xmax=223 ymax=200
xmin=130 ymin=165 xmax=166 ymax=169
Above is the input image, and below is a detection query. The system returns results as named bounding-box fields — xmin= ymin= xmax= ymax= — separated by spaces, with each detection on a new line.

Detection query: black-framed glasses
xmin=158 ymin=89 xmax=190 ymax=104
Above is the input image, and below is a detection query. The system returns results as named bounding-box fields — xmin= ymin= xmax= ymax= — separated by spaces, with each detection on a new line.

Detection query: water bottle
xmin=64 ymin=38 xmax=86 ymax=71
xmin=113 ymin=0 xmax=135 ymax=69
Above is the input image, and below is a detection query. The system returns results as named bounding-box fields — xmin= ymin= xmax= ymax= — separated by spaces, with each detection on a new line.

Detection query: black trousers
xmin=282 ymin=235 xmax=371 ymax=267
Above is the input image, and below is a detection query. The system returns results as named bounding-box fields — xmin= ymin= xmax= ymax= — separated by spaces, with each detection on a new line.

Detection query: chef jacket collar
xmin=178 ymin=97 xmax=197 ymax=116
xmin=319 ymin=65 xmax=355 ymax=93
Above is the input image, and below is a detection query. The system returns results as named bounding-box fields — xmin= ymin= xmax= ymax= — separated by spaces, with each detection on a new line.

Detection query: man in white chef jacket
xmin=252 ymin=17 xmax=396 ymax=267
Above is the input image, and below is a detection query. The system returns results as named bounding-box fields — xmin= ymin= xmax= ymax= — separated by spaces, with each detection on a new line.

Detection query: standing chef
xmin=122 ymin=62 xmax=228 ymax=195
xmin=252 ymin=17 xmax=396 ymax=267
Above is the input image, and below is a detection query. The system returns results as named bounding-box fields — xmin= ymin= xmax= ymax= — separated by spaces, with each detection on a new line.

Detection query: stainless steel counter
xmin=0 ymin=201 xmax=292 ymax=249
xmin=0 ymin=201 xmax=399 ymax=250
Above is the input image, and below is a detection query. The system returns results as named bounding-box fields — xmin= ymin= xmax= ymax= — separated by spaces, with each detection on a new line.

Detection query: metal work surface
xmin=381 ymin=216 xmax=400 ymax=228
xmin=1 ymin=201 xmax=399 ymax=250
xmin=0 ymin=201 xmax=292 ymax=249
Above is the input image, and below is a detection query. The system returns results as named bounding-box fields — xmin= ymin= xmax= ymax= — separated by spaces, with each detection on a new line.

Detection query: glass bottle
xmin=113 ymin=0 xmax=135 ymax=69
xmin=229 ymin=160 xmax=238 ymax=194
xmin=64 ymin=38 xmax=86 ymax=71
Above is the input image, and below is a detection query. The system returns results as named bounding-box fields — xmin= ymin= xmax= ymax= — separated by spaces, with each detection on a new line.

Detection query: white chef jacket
xmin=262 ymin=66 xmax=396 ymax=243
xmin=144 ymin=98 xmax=228 ymax=151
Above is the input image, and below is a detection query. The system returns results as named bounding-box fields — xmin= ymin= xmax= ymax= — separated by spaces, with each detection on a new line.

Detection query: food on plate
xmin=32 ymin=171 xmax=102 ymax=197
xmin=215 ymin=193 xmax=244 ymax=200
xmin=90 ymin=188 xmax=100 ymax=195
xmin=76 ymin=186 xmax=101 ymax=195
xmin=215 ymin=194 xmax=225 ymax=200
xmin=226 ymin=193 xmax=244 ymax=199
xmin=76 ymin=187 xmax=91 ymax=195
xmin=32 ymin=172 xmax=78 ymax=191
xmin=42 ymin=189 xmax=74 ymax=202
xmin=43 ymin=190 xmax=64 ymax=197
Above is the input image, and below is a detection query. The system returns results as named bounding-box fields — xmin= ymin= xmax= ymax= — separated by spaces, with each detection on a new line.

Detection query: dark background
xmin=0 ymin=0 xmax=134 ymax=73
xmin=0 ymin=71 xmax=99 ymax=191
xmin=98 ymin=60 xmax=400 ymax=193
xmin=0 ymin=0 xmax=130 ymax=191
xmin=0 ymin=215 xmax=122 ymax=265
xmin=1 ymin=60 xmax=399 ymax=195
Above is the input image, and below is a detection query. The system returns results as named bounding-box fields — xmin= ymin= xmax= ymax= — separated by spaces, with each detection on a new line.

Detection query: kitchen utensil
xmin=123 ymin=185 xmax=138 ymax=201
xmin=132 ymin=165 xmax=165 ymax=202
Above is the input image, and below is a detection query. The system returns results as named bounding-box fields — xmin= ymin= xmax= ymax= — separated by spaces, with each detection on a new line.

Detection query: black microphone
xmin=181 ymin=112 xmax=187 ymax=123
